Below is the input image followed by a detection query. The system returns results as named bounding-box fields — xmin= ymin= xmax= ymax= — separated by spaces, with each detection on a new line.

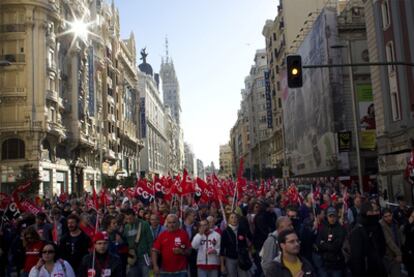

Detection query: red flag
xmin=196 ymin=177 xmax=213 ymax=202
xmin=181 ymin=169 xmax=195 ymax=195
xmin=58 ymin=192 xmax=68 ymax=203
xmin=19 ymin=200 xmax=42 ymax=215
xmin=14 ymin=181 xmax=32 ymax=194
xmin=11 ymin=181 xmax=32 ymax=210
xmin=0 ymin=192 xmax=11 ymax=211
xmin=135 ymin=178 xmax=155 ymax=201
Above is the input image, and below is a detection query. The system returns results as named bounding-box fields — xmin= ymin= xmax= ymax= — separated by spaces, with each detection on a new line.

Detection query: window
xmin=381 ymin=0 xmax=391 ymax=29
xmin=2 ymin=138 xmax=25 ymax=160
xmin=49 ymin=107 xmax=55 ymax=122
xmin=390 ymin=91 xmax=401 ymax=121
xmin=385 ymin=41 xmax=395 ymax=74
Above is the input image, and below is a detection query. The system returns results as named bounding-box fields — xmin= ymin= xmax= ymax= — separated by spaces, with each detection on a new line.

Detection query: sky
xmin=115 ymin=0 xmax=279 ymax=167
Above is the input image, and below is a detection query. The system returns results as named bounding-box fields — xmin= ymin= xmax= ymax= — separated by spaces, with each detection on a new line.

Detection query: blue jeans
xmin=160 ymin=272 xmax=187 ymax=277
xmin=127 ymin=257 xmax=149 ymax=277
xmin=197 ymin=268 xmax=219 ymax=277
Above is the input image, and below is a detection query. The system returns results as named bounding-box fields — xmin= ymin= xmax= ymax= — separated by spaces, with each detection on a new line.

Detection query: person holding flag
xmin=79 ymin=231 xmax=122 ymax=277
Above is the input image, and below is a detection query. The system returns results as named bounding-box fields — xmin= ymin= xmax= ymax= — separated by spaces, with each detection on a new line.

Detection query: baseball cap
xmin=327 ymin=207 xmax=337 ymax=216
xmin=93 ymin=231 xmax=109 ymax=243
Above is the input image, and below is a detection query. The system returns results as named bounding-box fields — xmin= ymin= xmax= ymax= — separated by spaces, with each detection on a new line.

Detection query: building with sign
xmin=281 ymin=1 xmax=376 ymax=183
xmin=364 ymin=0 xmax=414 ymax=201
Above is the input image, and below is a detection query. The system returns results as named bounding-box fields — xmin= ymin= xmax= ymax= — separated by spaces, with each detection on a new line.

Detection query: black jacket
xmin=263 ymin=253 xmax=314 ymax=277
xmin=253 ymin=210 xmax=276 ymax=251
xmin=315 ymin=221 xmax=346 ymax=269
xmin=220 ymin=225 xmax=250 ymax=259
xmin=79 ymin=252 xmax=122 ymax=277
xmin=59 ymin=231 xmax=91 ymax=272
xmin=349 ymin=216 xmax=387 ymax=277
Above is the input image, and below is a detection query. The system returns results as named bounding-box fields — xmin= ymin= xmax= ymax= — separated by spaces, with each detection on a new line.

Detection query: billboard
xmin=357 ymin=84 xmax=376 ymax=150
xmin=282 ymin=8 xmax=341 ymax=176
xmin=140 ymin=97 xmax=146 ymax=138
xmin=88 ymin=47 xmax=95 ymax=116
xmin=264 ymin=70 xmax=273 ymax=128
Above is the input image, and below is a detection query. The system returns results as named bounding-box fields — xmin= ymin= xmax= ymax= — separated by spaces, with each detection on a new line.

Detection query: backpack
xmin=259 ymin=234 xmax=278 ymax=262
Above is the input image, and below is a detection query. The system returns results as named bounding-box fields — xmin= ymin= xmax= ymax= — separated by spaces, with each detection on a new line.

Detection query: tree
xmin=15 ymin=164 xmax=41 ymax=197
xmin=102 ymin=175 xmax=118 ymax=190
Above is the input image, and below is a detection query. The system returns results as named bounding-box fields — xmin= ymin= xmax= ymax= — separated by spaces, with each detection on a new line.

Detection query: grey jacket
xmin=260 ymin=231 xmax=279 ymax=273
xmin=379 ymin=219 xmax=403 ymax=258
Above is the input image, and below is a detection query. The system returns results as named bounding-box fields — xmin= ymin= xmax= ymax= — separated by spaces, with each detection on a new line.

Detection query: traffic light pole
xmin=303 ymin=61 xmax=414 ymax=68
xmin=346 ymin=42 xmax=363 ymax=194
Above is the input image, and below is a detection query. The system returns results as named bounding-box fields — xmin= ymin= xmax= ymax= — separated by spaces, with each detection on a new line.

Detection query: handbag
xmin=237 ymin=248 xmax=253 ymax=271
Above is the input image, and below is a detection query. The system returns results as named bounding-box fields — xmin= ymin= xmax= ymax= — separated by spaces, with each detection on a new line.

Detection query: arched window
xmin=1 ymin=138 xmax=25 ymax=160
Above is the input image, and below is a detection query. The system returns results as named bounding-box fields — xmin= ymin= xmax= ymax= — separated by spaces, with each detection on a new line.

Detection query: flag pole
xmin=219 ymin=199 xmax=227 ymax=226
xmin=0 ymin=203 xmax=9 ymax=231
xmin=91 ymin=208 xmax=100 ymax=272
xmin=180 ymin=195 xmax=183 ymax=226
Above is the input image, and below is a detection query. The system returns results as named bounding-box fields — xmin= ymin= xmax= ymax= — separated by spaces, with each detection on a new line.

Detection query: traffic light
xmin=287 ymin=55 xmax=303 ymax=88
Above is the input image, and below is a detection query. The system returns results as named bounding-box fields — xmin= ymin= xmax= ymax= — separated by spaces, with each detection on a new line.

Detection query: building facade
xmin=138 ymin=54 xmax=168 ymax=177
xmin=219 ymin=144 xmax=233 ymax=178
xmin=364 ymin=0 xmax=414 ymax=201
xmin=184 ymin=142 xmax=195 ymax=176
xmin=0 ymin=0 xmax=144 ymax=194
xmin=196 ymin=159 xmax=205 ymax=179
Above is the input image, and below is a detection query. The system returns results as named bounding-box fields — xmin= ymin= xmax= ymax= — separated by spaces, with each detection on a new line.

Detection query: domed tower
xmin=138 ymin=48 xmax=153 ymax=76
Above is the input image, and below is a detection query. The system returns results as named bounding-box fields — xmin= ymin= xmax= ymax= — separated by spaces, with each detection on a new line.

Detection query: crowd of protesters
xmin=0 ymin=176 xmax=413 ymax=277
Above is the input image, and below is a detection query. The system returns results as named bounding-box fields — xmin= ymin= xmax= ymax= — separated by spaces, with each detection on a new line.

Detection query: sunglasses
xmin=42 ymin=250 xmax=55 ymax=254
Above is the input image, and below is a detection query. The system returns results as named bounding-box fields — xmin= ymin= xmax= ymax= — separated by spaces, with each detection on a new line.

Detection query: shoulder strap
xmin=59 ymin=259 xmax=67 ymax=276
xmin=135 ymin=221 xmax=142 ymax=243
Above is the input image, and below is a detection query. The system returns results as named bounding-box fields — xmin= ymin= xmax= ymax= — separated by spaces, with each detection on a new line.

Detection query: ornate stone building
xmin=0 ymin=0 xmax=143 ymax=194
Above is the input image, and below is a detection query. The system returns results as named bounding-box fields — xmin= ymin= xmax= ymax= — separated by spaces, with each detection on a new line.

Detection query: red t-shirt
xmin=24 ymin=240 xmax=45 ymax=273
xmin=152 ymin=229 xmax=191 ymax=273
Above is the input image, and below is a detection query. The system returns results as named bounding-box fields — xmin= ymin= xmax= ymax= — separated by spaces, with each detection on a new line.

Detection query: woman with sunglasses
xmin=29 ymin=242 xmax=75 ymax=277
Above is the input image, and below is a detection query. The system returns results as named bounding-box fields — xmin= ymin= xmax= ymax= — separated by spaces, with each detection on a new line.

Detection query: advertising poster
xmin=357 ymin=84 xmax=376 ymax=149
xmin=282 ymin=8 xmax=340 ymax=176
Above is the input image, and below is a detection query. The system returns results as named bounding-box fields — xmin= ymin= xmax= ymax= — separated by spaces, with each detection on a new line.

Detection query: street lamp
xmin=332 ymin=41 xmax=364 ymax=193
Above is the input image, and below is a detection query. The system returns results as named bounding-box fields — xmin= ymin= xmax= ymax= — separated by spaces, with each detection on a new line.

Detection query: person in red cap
xmin=79 ymin=231 xmax=122 ymax=277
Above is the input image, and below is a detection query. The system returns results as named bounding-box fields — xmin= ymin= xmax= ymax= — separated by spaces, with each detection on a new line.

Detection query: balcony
xmin=46 ymin=90 xmax=58 ymax=102
xmin=47 ymin=121 xmax=67 ymax=139
xmin=0 ymin=24 xmax=25 ymax=33
xmin=80 ymin=132 xmax=96 ymax=148
xmin=0 ymin=54 xmax=25 ymax=63
xmin=47 ymin=62 xmax=57 ymax=74
xmin=105 ymin=149 xmax=116 ymax=160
